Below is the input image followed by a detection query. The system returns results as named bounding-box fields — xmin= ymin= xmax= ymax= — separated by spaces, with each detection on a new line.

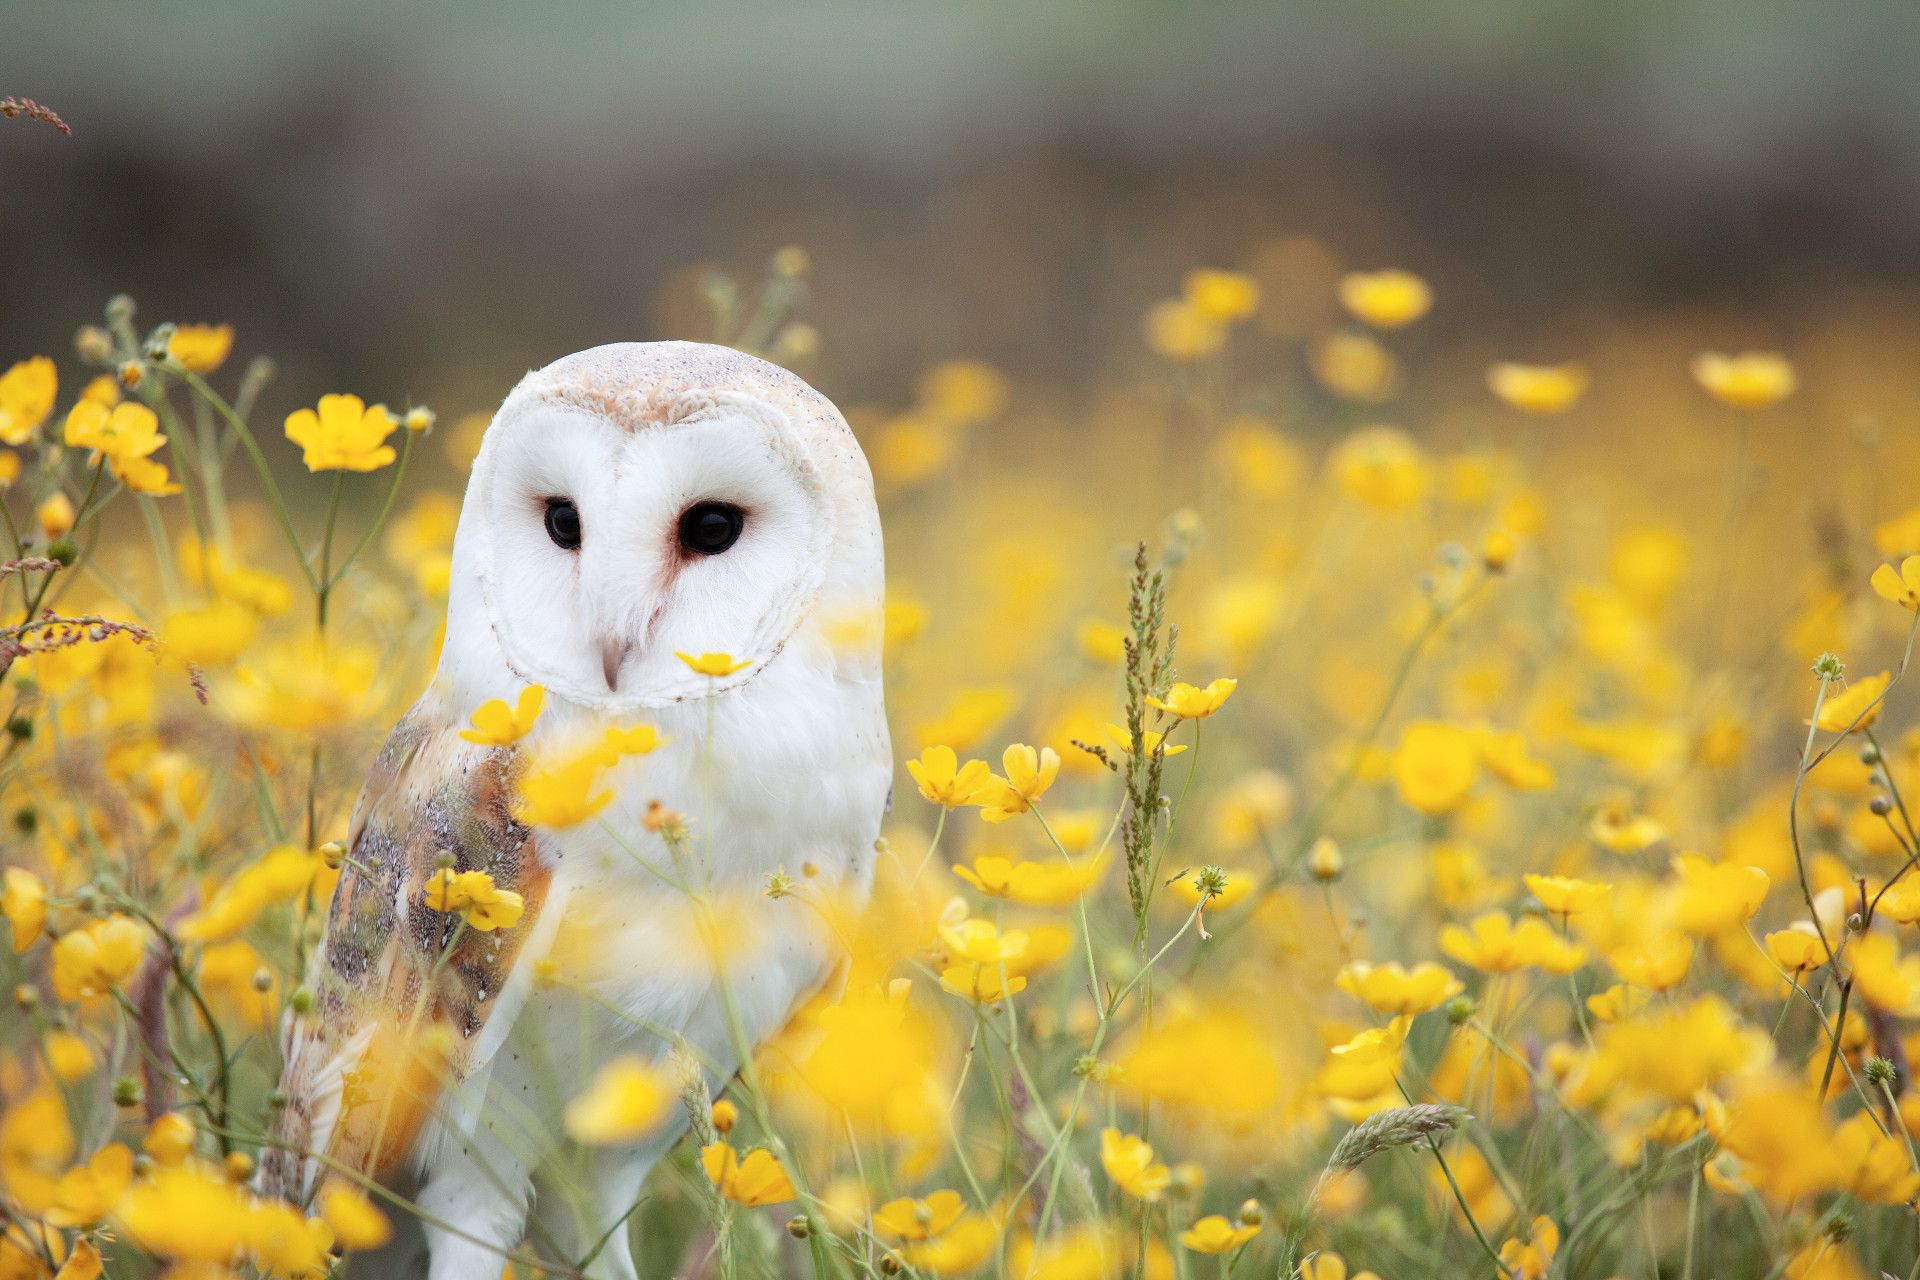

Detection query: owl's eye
xmin=679 ymin=502 xmax=745 ymax=556
xmin=544 ymin=500 xmax=582 ymax=550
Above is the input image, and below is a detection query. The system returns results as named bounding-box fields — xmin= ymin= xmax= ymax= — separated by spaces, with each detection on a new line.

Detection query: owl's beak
xmin=600 ymin=637 xmax=628 ymax=692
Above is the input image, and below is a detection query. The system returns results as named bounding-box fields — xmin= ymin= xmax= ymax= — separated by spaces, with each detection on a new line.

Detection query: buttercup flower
xmin=1143 ymin=299 xmax=1225 ymax=362
xmin=1691 ymin=351 xmax=1796 ymax=409
xmin=564 ymin=1056 xmax=672 ymax=1144
xmin=322 ymin=1185 xmax=394 ymax=1250
xmin=1440 ymin=912 xmax=1586 ymax=975
xmin=51 ymin=915 xmax=147 ymax=1000
xmin=1147 ymin=677 xmax=1237 ymax=719
xmin=424 ymin=868 xmax=525 ymax=931
xmin=284 ymin=393 xmax=399 ymax=471
xmin=1498 ymin=1216 xmax=1558 ymax=1280
xmin=1764 ymin=927 xmax=1827 ymax=976
xmin=1607 ymin=933 xmax=1694 ymax=991
xmin=677 ymin=651 xmax=752 ymax=677
xmin=458 ymin=685 xmax=545 ymax=746
xmin=514 ymin=751 xmax=613 ymax=828
xmin=906 ymin=745 xmax=993 ymax=808
xmin=1336 ymin=960 xmax=1463 ymax=1015
xmin=952 ymin=853 xmax=1106 ymax=906
xmin=1522 ymin=873 xmax=1610 ymax=918
xmin=1814 ymin=671 xmax=1888 ymax=734
xmin=1184 ymin=268 xmax=1261 ymax=321
xmin=1392 ymin=721 xmax=1479 ymax=815
xmin=701 ymin=1142 xmax=797 ymax=1206
xmin=1871 ymin=555 xmax=1920 ymax=609
xmin=1100 ymin=1128 xmax=1171 ymax=1201
xmin=1487 ymin=361 xmax=1588 ymax=413
xmin=975 ymin=743 xmax=1060 ymax=822
xmin=873 ymin=1189 xmax=965 ymax=1241
xmin=1338 ymin=269 xmax=1433 ymax=329
xmin=1180 ymin=1214 xmax=1259 ymax=1254
xmin=0 ymin=357 xmax=56 ymax=445
xmin=2 ymin=868 xmax=45 ymax=952
xmin=166 ymin=323 xmax=234 ymax=372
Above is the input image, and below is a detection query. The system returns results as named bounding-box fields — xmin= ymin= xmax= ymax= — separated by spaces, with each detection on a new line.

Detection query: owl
xmin=260 ymin=342 xmax=891 ymax=1280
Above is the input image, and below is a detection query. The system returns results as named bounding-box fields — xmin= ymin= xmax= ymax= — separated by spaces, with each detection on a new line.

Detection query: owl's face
xmin=451 ymin=344 xmax=867 ymax=713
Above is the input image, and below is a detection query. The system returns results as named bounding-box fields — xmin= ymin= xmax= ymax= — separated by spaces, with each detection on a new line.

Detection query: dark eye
xmin=679 ymin=502 xmax=745 ymax=556
xmin=544 ymin=500 xmax=581 ymax=551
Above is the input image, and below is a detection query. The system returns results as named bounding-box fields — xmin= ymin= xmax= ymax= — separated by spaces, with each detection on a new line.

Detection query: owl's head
xmin=444 ymin=342 xmax=881 ymax=712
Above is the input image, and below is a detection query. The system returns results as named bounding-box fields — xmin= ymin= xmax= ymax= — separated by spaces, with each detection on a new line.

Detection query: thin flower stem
xmin=176 ymin=366 xmax=319 ymax=593
xmin=327 ymin=426 xmax=414 ymax=592
xmin=316 ymin=468 xmax=345 ymax=630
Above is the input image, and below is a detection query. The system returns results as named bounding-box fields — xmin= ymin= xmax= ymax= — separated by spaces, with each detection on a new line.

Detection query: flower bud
xmin=143 ymin=323 xmax=177 ymax=361
xmin=711 ymin=1099 xmax=738 ymax=1134
xmin=1170 ymin=1162 xmax=1204 ymax=1197
xmin=1861 ymin=743 xmax=1883 ymax=765
xmin=1866 ymin=1056 xmax=1897 ymax=1086
xmin=290 ymin=987 xmax=314 ymax=1014
xmin=1871 ymin=795 xmax=1893 ymax=817
xmin=404 ymin=406 xmax=436 ymax=433
xmin=1308 ymin=836 xmax=1344 ymax=882
xmin=12 ymin=809 xmax=33 ymax=835
xmin=319 ymin=840 xmax=346 ymax=870
xmin=6 ymin=717 xmax=31 ymax=742
xmin=1847 ymin=912 xmax=1865 ymax=933
xmin=12 ymin=984 xmax=37 ymax=1013
xmin=785 ymin=1216 xmax=812 ymax=1240
xmin=75 ymin=326 xmax=113 ymax=364
xmin=1483 ymin=529 xmax=1515 ymax=571
xmin=105 ymin=294 xmax=136 ymax=327
xmin=1445 ymin=994 xmax=1477 ymax=1025
xmin=434 ymin=851 xmax=456 ymax=870
xmin=113 ymin=1076 xmax=144 ymax=1108
xmin=224 ymin=1151 xmax=254 ymax=1183
xmin=1238 ymin=1198 xmax=1263 ymax=1227
xmin=251 ymin=967 xmax=274 ymax=994
xmin=36 ymin=494 xmax=74 ymax=539
xmin=879 ymin=1255 xmax=902 ymax=1276
xmin=267 ymin=1090 xmax=289 ymax=1111
xmin=116 ymin=361 xmax=144 ymax=389
xmin=771 ymin=246 xmax=810 ymax=278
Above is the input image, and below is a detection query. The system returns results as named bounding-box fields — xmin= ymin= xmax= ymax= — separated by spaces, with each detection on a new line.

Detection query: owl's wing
xmin=261 ymin=701 xmax=554 ymax=1204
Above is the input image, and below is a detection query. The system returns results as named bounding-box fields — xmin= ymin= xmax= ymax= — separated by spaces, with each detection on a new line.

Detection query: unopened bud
xmin=12 ymin=985 xmax=37 ymax=1013
xmin=880 ymin=1255 xmax=903 ymax=1275
xmin=224 ymin=1151 xmax=254 ymax=1183
xmin=319 ymin=840 xmax=346 ymax=870
xmin=1445 ymin=994 xmax=1477 ymax=1025
xmin=290 ymin=988 xmax=313 ymax=1014
xmin=113 ymin=1076 xmax=144 ymax=1108
xmin=1238 ymin=1198 xmax=1263 ymax=1227
xmin=6 ymin=716 xmax=31 ymax=742
xmin=770 ymin=246 xmax=810 ymax=278
xmin=912 ymin=1203 xmax=933 ymax=1226
xmin=785 ymin=1216 xmax=811 ymax=1239
xmin=105 ymin=295 xmax=136 ymax=327
xmin=434 ymin=851 xmax=456 ymax=870
xmin=1170 ymin=1162 xmax=1204 ymax=1196
xmin=117 ymin=361 xmax=144 ymax=389
xmin=1861 ymin=743 xmax=1883 ymax=765
xmin=1308 ymin=836 xmax=1344 ymax=882
xmin=45 ymin=540 xmax=75 ymax=567
xmin=1847 ymin=912 xmax=1865 ymax=932
xmin=1871 ymin=795 xmax=1893 ymax=817
xmin=1866 ymin=1057 xmax=1897 ymax=1086
xmin=251 ymin=968 xmax=273 ymax=993
xmin=711 ymin=1099 xmax=738 ymax=1134
xmin=75 ymin=326 xmax=113 ymax=364
xmin=404 ymin=406 xmax=435 ymax=433
xmin=143 ymin=323 xmax=177 ymax=360
xmin=1482 ymin=529 xmax=1515 ymax=571
xmin=267 ymin=1089 xmax=288 ymax=1110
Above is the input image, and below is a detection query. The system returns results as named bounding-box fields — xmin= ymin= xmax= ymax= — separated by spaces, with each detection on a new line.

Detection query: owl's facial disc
xmin=473 ymin=395 xmax=832 ymax=710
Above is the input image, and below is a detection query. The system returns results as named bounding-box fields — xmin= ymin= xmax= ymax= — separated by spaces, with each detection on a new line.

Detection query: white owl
xmin=261 ymin=342 xmax=891 ymax=1280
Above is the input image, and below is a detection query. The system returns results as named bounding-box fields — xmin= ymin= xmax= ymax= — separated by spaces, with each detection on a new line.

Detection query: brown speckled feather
xmin=261 ymin=701 xmax=550 ymax=1203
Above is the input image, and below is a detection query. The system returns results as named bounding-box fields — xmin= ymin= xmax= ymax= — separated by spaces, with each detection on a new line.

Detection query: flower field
xmin=2 ymin=237 xmax=1920 ymax=1280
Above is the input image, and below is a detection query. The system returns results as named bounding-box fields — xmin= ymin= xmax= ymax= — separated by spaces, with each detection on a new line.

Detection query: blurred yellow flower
xmin=1335 ymin=960 xmax=1462 ymax=1015
xmin=1180 ymin=1215 xmax=1258 ymax=1254
xmin=36 ymin=492 xmax=74 ymax=538
xmin=1440 ymin=912 xmax=1586 ymax=975
xmin=917 ymin=360 xmax=1008 ymax=425
xmin=515 ymin=751 xmax=612 ymax=828
xmin=1105 ymin=723 xmax=1188 ymax=758
xmin=1076 ymin=618 xmax=1125 ymax=664
xmin=1607 ymin=933 xmax=1693 ymax=991
xmin=1764 ymin=927 xmax=1827 ymax=976
xmin=913 ymin=688 xmax=1013 ymax=751
xmin=1143 ymin=299 xmax=1225 ymax=362
xmin=564 ymin=1056 xmax=672 ymax=1145
xmin=1120 ymin=1005 xmax=1281 ymax=1116
xmin=1584 ymin=983 xmax=1649 ymax=1023
xmin=1312 ymin=331 xmax=1400 ymax=402
xmin=899 ymin=1210 xmax=1002 ymax=1276
xmin=424 ymin=868 xmax=525 ymax=931
xmin=1871 ymin=555 xmax=1920 ymax=610
xmin=1691 ymin=351 xmax=1796 ymax=409
xmin=2 ymin=868 xmax=45 ymax=952
xmin=458 ymin=685 xmax=545 ymax=746
xmin=1183 ymin=269 xmax=1261 ymax=322
xmin=180 ymin=844 xmax=323 ymax=942
xmin=143 ymin=1112 xmax=196 ymax=1166
xmin=1100 ymin=1128 xmax=1171 ymax=1201
xmin=701 ymin=1142 xmax=796 ymax=1206
xmin=1474 ymin=728 xmax=1555 ymax=790
xmin=42 ymin=1029 xmax=94 ymax=1082
xmin=885 ymin=598 xmax=929 ymax=649
xmin=321 ymin=1184 xmax=393 ymax=1250
xmin=1522 ymin=874 xmax=1610 ymax=917
xmin=1333 ymin=425 xmax=1425 ymax=510
xmin=0 ymin=1083 xmax=73 ymax=1212
xmin=1313 ymin=1016 xmax=1411 ymax=1101
xmin=114 ymin=1161 xmax=253 ymax=1262
xmin=163 ymin=600 xmax=259 ymax=667
xmin=1815 ymin=671 xmax=1888 ymax=734
xmin=384 ymin=490 xmax=460 ymax=568
xmin=1497 ymin=1216 xmax=1558 ymax=1280
xmin=0 ymin=450 xmax=18 ymax=488
xmin=167 ymin=323 xmax=234 ymax=373
xmin=284 ymin=393 xmax=398 ymax=471
xmin=46 ymin=1142 xmax=132 ymax=1227
xmin=1672 ymin=855 xmax=1769 ymax=936
xmin=1210 ymin=769 xmax=1293 ymax=848
xmin=1847 ymin=931 xmax=1920 ymax=1014
xmin=677 ymin=651 xmax=752 ymax=676
xmin=1832 ymin=1110 xmax=1920 ymax=1204
xmin=1147 ymin=677 xmax=1237 ymax=720
xmin=1588 ymin=799 xmax=1667 ymax=853
xmin=906 ymin=745 xmax=993 ymax=808
xmin=874 ymin=1189 xmax=965 ymax=1241
xmin=1391 ymin=721 xmax=1479 ymax=814
xmin=51 ymin=914 xmax=146 ymax=1000
xmin=229 ymin=637 xmax=378 ymax=734
xmin=604 ymin=724 xmax=669 ymax=755
xmin=873 ymin=415 xmax=957 ymax=486
xmin=794 ymin=985 xmax=939 ymax=1133
xmin=1486 ymin=361 xmax=1588 ymax=413
xmin=975 ymin=743 xmax=1060 ymax=822
xmin=1338 ymin=269 xmax=1432 ymax=329
xmin=0 ymin=357 xmax=56 ymax=445
xmin=1212 ymin=415 xmax=1300 ymax=499
xmin=953 ymin=853 xmax=1105 ymax=906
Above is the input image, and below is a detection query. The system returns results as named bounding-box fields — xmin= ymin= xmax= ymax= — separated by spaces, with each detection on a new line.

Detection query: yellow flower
xmin=457 ymin=685 xmax=545 ymax=746
xmin=1846 ymin=931 xmax=1920 ymax=1015
xmin=1100 ymin=1128 xmax=1171 ymax=1201
xmin=423 ymin=868 xmax=525 ymax=932
xmin=1143 ymin=299 xmax=1225 ymax=362
xmin=1104 ymin=723 xmax=1188 ymax=758
xmin=1338 ymin=269 xmax=1432 ymax=329
xmin=179 ymin=844 xmax=323 ymax=942
xmin=1522 ymin=874 xmax=1610 ymax=917
xmin=0 ymin=357 xmax=56 ymax=445
xmin=283 ymin=393 xmax=398 ymax=471
xmin=1765 ymin=927 xmax=1827 ymax=975
xmin=1313 ymin=1017 xmax=1411 ymax=1101
xmin=1167 ymin=865 xmax=1254 ymax=911
xmin=143 ymin=1112 xmax=197 ymax=1166
xmin=514 ymin=750 xmax=613 ymax=828
xmin=700 ymin=1142 xmax=796 ymax=1206
xmin=1309 ymin=836 xmax=1346 ymax=882
xmin=0 ymin=450 xmax=18 ymax=488
xmin=321 ymin=1184 xmax=393 ymax=1250
xmin=952 ymin=853 xmax=1106 ymax=907
xmin=1439 ymin=912 xmax=1586 ymax=975
xmin=563 ymin=1056 xmax=672 ymax=1145
xmin=1872 ymin=555 xmax=1920 ymax=610
xmin=906 ymin=745 xmax=993 ymax=808
xmin=676 ymin=651 xmax=752 ymax=677
xmin=2 ymin=868 xmax=46 ymax=952
xmin=1335 ymin=960 xmax=1463 ymax=1015
xmin=1474 ymin=729 xmax=1555 ymax=791
xmin=1691 ymin=351 xmax=1796 ymax=409
xmin=1833 ymin=1110 xmax=1920 ymax=1204
xmin=1486 ymin=361 xmax=1588 ymax=413
xmin=1183 ymin=269 xmax=1261 ymax=322
xmin=974 ymin=743 xmax=1060 ymax=823
xmin=1671 ymin=854 xmax=1770 ymax=936
xmin=45 ymin=1143 xmax=132 ymax=1227
xmin=1302 ymin=1252 xmax=1380 ymax=1280
xmin=899 ymin=1210 xmax=1002 ymax=1276
xmin=1147 ymin=678 xmax=1237 ymax=720
xmin=1333 ymin=426 xmax=1425 ymax=508
xmin=167 ymin=324 xmax=234 ymax=373
xmin=1643 ymin=1105 xmax=1703 ymax=1147
xmin=111 ymin=449 xmax=183 ymax=495
xmin=55 ymin=1236 xmax=101 ymax=1280
xmin=63 ymin=398 xmax=165 ymax=462
xmin=1583 ymin=983 xmax=1649 ymax=1023
xmin=1607 ymin=933 xmax=1693 ymax=991
xmin=1588 ymin=799 xmax=1667 ymax=853
xmin=917 ymin=360 xmax=1008 ymax=424
xmin=1815 ymin=671 xmax=1889 ymax=734
xmin=42 ymin=1029 xmax=94 ymax=1082
xmin=1179 ymin=1215 xmax=1258 ymax=1254
xmin=115 ymin=1161 xmax=254 ymax=1262
xmin=913 ymin=689 xmax=1014 ymax=751
xmin=873 ymin=1189 xmax=965 ymax=1241
xmin=1391 ymin=721 xmax=1479 ymax=815
xmin=36 ymin=493 xmax=74 ymax=538
xmin=885 ymin=599 xmax=929 ymax=650
xmin=51 ymin=914 xmax=146 ymax=1000
xmin=604 ymin=724 xmax=670 ymax=755
xmin=873 ymin=416 xmax=956 ymax=486
xmin=1497 ymin=1216 xmax=1558 ymax=1280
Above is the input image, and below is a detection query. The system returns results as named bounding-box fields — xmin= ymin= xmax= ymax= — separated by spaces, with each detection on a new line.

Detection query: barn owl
xmin=260 ymin=342 xmax=891 ymax=1280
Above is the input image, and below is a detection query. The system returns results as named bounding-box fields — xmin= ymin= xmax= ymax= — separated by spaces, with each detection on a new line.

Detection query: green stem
xmin=175 ymin=366 xmax=319 ymax=593
xmin=328 ymin=426 xmax=415 ymax=592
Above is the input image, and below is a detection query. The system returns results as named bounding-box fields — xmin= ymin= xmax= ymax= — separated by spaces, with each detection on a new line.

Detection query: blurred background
xmin=7 ymin=0 xmax=1920 ymax=425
